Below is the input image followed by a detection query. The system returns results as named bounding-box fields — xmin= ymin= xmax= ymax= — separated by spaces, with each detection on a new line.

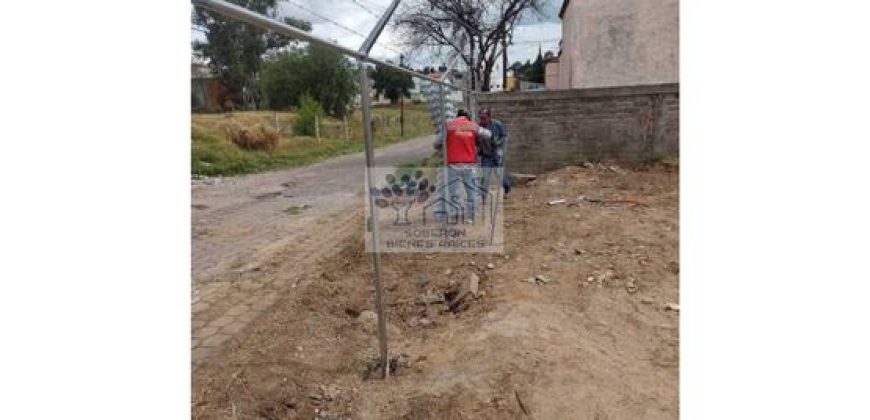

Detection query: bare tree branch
xmin=394 ymin=0 xmax=547 ymax=91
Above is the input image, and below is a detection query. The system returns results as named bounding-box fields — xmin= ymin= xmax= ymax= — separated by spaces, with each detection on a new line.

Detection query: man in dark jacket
xmin=477 ymin=108 xmax=511 ymax=197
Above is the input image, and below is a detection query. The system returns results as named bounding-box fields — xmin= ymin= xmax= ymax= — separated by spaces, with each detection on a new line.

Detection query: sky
xmin=192 ymin=0 xmax=563 ymax=79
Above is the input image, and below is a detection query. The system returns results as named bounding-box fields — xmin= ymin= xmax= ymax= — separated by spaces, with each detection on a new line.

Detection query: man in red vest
xmin=434 ymin=109 xmax=492 ymax=223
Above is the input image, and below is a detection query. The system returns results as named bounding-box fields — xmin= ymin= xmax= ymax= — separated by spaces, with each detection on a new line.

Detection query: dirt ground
xmin=191 ymin=136 xmax=433 ymax=365
xmin=192 ymin=162 xmax=679 ymax=420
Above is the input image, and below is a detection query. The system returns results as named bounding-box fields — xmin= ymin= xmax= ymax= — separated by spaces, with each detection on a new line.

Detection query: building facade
xmin=557 ymin=0 xmax=678 ymax=89
xmin=545 ymin=56 xmax=560 ymax=89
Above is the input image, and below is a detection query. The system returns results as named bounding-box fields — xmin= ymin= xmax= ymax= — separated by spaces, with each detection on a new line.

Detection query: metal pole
xmin=489 ymin=166 xmax=503 ymax=245
xmin=356 ymin=0 xmax=402 ymax=381
xmin=470 ymin=92 xmax=477 ymax=121
xmin=359 ymin=63 xmax=390 ymax=379
xmin=439 ymin=84 xmax=449 ymax=225
xmin=358 ymin=0 xmax=401 ymax=54
xmin=502 ymin=38 xmax=508 ymax=91
xmin=400 ymin=55 xmax=405 ymax=138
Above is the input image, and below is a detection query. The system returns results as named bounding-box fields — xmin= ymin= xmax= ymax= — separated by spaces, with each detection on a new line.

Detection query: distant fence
xmin=478 ymin=83 xmax=679 ymax=174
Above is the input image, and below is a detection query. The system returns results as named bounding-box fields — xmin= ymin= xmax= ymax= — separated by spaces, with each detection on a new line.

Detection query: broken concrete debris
xmin=526 ymin=275 xmax=551 ymax=285
xmin=626 ymin=278 xmax=639 ymax=294
xmin=469 ymin=273 xmax=480 ymax=297
xmin=416 ymin=290 xmax=446 ymax=305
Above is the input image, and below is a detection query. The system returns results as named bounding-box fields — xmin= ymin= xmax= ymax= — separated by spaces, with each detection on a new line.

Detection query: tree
xmin=260 ymin=45 xmax=357 ymax=117
xmin=370 ymin=62 xmax=415 ymax=104
xmin=395 ymin=0 xmax=546 ymax=92
xmin=527 ymin=48 xmax=546 ymax=84
xmin=192 ymin=0 xmax=311 ymax=108
xmin=294 ymin=95 xmax=323 ymax=136
xmin=511 ymin=50 xmax=546 ymax=84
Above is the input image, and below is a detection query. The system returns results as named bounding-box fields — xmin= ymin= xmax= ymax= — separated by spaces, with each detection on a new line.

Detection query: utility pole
xmin=399 ymin=54 xmax=404 ymax=137
xmin=502 ymin=36 xmax=508 ymax=91
xmin=501 ymin=2 xmax=508 ymax=91
xmin=469 ymin=35 xmax=476 ymax=92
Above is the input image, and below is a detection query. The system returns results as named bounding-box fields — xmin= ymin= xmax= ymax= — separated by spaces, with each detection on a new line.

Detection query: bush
xmin=225 ymin=123 xmax=279 ymax=151
xmin=260 ymin=46 xmax=357 ymax=117
xmin=294 ymin=95 xmax=323 ymax=137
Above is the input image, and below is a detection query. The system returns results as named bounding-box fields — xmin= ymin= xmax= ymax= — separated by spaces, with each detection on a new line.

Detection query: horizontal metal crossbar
xmin=192 ymin=0 xmax=469 ymax=91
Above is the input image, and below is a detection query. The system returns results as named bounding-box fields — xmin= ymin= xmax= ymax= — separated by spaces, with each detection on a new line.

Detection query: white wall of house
xmin=558 ymin=0 xmax=678 ymax=89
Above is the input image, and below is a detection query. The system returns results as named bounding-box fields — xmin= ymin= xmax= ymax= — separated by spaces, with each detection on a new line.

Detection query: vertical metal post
xmin=315 ymin=115 xmax=320 ymax=141
xmin=502 ymin=37 xmax=508 ymax=91
xmin=399 ymin=55 xmax=405 ymax=138
xmin=439 ymin=84 xmax=449 ymax=215
xmin=470 ymin=91 xmax=477 ymax=121
xmin=356 ymin=0 xmax=402 ymax=380
xmin=359 ymin=63 xmax=390 ymax=379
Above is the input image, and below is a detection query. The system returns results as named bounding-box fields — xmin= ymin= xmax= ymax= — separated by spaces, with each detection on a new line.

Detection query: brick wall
xmin=477 ymin=83 xmax=678 ymax=174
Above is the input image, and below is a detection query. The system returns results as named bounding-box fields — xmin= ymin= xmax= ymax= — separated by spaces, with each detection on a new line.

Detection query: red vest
xmin=445 ymin=117 xmax=478 ymax=164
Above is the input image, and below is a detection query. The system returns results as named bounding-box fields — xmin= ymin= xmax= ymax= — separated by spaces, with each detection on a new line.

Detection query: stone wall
xmin=476 ymin=83 xmax=678 ymax=174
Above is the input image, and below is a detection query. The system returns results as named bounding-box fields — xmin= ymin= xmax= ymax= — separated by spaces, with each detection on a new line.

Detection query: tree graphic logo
xmin=370 ymin=170 xmax=436 ymax=225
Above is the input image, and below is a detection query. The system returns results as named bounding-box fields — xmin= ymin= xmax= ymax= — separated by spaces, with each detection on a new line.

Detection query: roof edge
xmin=558 ymin=0 xmax=570 ymax=19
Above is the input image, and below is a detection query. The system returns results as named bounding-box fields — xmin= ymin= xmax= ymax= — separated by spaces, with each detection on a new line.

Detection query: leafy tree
xmin=370 ymin=63 xmax=415 ymax=104
xmin=294 ymin=95 xmax=323 ymax=136
xmin=259 ymin=47 xmax=305 ymax=110
xmin=303 ymin=45 xmax=357 ymax=117
xmin=527 ymin=48 xmax=546 ymax=84
xmin=192 ymin=0 xmax=311 ymax=107
xmin=260 ymin=45 xmax=357 ymax=117
xmin=511 ymin=50 xmax=547 ymax=84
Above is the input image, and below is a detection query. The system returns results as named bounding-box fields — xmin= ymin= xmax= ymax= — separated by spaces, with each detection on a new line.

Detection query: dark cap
xmin=456 ymin=109 xmax=469 ymax=118
xmin=478 ymin=108 xmax=491 ymax=116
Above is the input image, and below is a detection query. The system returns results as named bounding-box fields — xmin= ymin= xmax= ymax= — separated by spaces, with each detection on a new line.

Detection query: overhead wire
xmin=283 ymin=0 xmax=411 ymax=60
xmin=348 ymin=0 xmax=383 ymax=18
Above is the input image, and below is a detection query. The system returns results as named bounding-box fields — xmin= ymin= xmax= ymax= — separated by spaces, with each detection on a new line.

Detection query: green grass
xmin=192 ymin=105 xmax=434 ymax=177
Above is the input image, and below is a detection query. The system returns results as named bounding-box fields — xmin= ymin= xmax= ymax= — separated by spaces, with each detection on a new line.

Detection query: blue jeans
xmin=480 ymin=156 xmax=510 ymax=198
xmin=438 ymin=164 xmax=478 ymax=223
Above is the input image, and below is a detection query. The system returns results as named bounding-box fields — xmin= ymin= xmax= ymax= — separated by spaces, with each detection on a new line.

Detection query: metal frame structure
xmin=192 ymin=0 xmax=478 ymax=379
xmin=193 ymin=0 xmax=470 ymax=92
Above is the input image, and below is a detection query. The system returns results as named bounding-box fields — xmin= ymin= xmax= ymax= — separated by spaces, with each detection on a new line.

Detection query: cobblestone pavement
xmin=191 ymin=136 xmax=433 ymax=367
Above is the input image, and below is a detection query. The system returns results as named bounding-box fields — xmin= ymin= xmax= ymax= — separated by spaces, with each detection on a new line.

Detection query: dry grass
xmin=224 ymin=124 xmax=279 ymax=151
xmin=192 ymin=105 xmax=433 ymax=176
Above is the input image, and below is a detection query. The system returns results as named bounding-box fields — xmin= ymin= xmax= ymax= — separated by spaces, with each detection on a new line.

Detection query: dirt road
xmin=191 ymin=135 xmax=435 ymax=365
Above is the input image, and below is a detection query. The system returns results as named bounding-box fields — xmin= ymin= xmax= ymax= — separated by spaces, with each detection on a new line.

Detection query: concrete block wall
xmin=476 ymin=83 xmax=679 ymax=174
